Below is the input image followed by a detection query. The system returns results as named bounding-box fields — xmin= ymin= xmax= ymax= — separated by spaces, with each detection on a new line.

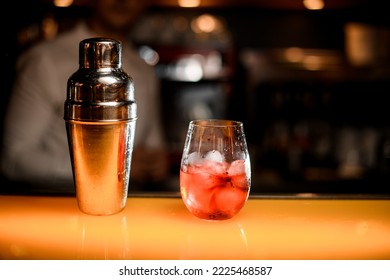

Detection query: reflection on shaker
xmin=64 ymin=38 xmax=137 ymax=215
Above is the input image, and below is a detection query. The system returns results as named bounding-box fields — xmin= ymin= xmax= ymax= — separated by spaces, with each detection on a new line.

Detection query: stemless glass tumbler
xmin=180 ymin=119 xmax=251 ymax=220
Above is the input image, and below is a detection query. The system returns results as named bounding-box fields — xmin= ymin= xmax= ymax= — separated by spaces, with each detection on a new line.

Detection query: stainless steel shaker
xmin=64 ymin=38 xmax=137 ymax=215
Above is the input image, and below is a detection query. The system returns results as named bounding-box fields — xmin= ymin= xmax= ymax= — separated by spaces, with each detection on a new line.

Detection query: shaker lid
xmin=79 ymin=37 xmax=122 ymax=69
xmin=65 ymin=37 xmax=136 ymax=122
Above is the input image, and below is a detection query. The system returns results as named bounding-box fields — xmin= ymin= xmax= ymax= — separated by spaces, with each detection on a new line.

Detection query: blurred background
xmin=3 ymin=0 xmax=390 ymax=195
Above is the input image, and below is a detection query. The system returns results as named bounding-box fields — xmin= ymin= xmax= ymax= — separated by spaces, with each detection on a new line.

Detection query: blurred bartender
xmin=1 ymin=0 xmax=169 ymax=191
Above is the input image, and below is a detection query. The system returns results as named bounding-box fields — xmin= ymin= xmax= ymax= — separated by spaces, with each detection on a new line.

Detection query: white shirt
xmin=1 ymin=21 xmax=164 ymax=188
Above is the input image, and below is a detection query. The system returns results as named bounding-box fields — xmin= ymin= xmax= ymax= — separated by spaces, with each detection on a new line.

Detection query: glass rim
xmin=189 ymin=119 xmax=243 ymax=127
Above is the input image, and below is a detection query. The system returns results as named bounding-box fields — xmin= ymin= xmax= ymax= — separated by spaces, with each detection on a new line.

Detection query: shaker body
xmin=64 ymin=38 xmax=137 ymax=215
xmin=66 ymin=120 xmax=135 ymax=215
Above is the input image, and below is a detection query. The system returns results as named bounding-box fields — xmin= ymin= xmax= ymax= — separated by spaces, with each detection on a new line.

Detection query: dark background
xmin=2 ymin=0 xmax=390 ymax=195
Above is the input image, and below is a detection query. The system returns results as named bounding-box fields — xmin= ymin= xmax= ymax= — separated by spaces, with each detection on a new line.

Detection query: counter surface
xmin=0 ymin=194 xmax=389 ymax=260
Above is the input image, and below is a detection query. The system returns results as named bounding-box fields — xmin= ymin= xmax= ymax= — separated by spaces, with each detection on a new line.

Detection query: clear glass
xmin=180 ymin=119 xmax=251 ymax=220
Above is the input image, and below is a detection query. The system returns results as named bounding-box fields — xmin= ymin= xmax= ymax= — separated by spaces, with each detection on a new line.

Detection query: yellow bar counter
xmin=0 ymin=193 xmax=389 ymax=260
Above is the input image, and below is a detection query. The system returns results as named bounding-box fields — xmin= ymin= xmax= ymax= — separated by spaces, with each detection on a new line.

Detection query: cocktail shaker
xmin=64 ymin=38 xmax=137 ymax=215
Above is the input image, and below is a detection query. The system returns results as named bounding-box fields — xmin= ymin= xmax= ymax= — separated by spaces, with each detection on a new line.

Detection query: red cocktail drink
xmin=180 ymin=159 xmax=250 ymax=220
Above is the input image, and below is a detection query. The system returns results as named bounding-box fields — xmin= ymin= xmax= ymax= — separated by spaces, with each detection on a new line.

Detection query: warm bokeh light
xmin=303 ymin=0 xmax=324 ymax=10
xmin=344 ymin=22 xmax=377 ymax=67
xmin=41 ymin=15 xmax=58 ymax=40
xmin=284 ymin=47 xmax=304 ymax=63
xmin=302 ymin=55 xmax=322 ymax=70
xmin=194 ymin=14 xmax=216 ymax=33
xmin=53 ymin=0 xmax=74 ymax=8
xmin=191 ymin=14 xmax=223 ymax=34
xmin=178 ymin=0 xmax=200 ymax=8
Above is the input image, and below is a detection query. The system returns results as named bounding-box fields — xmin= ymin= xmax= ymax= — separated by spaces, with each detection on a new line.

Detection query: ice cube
xmin=201 ymin=160 xmax=228 ymax=175
xmin=187 ymin=152 xmax=203 ymax=165
xmin=227 ymin=160 xmax=246 ymax=175
xmin=213 ymin=185 xmax=248 ymax=217
xmin=204 ymin=150 xmax=224 ymax=163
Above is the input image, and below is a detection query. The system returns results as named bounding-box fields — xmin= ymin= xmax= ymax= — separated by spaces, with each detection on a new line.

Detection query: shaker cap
xmin=65 ymin=37 xmax=136 ymax=122
xmin=80 ymin=38 xmax=122 ymax=69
